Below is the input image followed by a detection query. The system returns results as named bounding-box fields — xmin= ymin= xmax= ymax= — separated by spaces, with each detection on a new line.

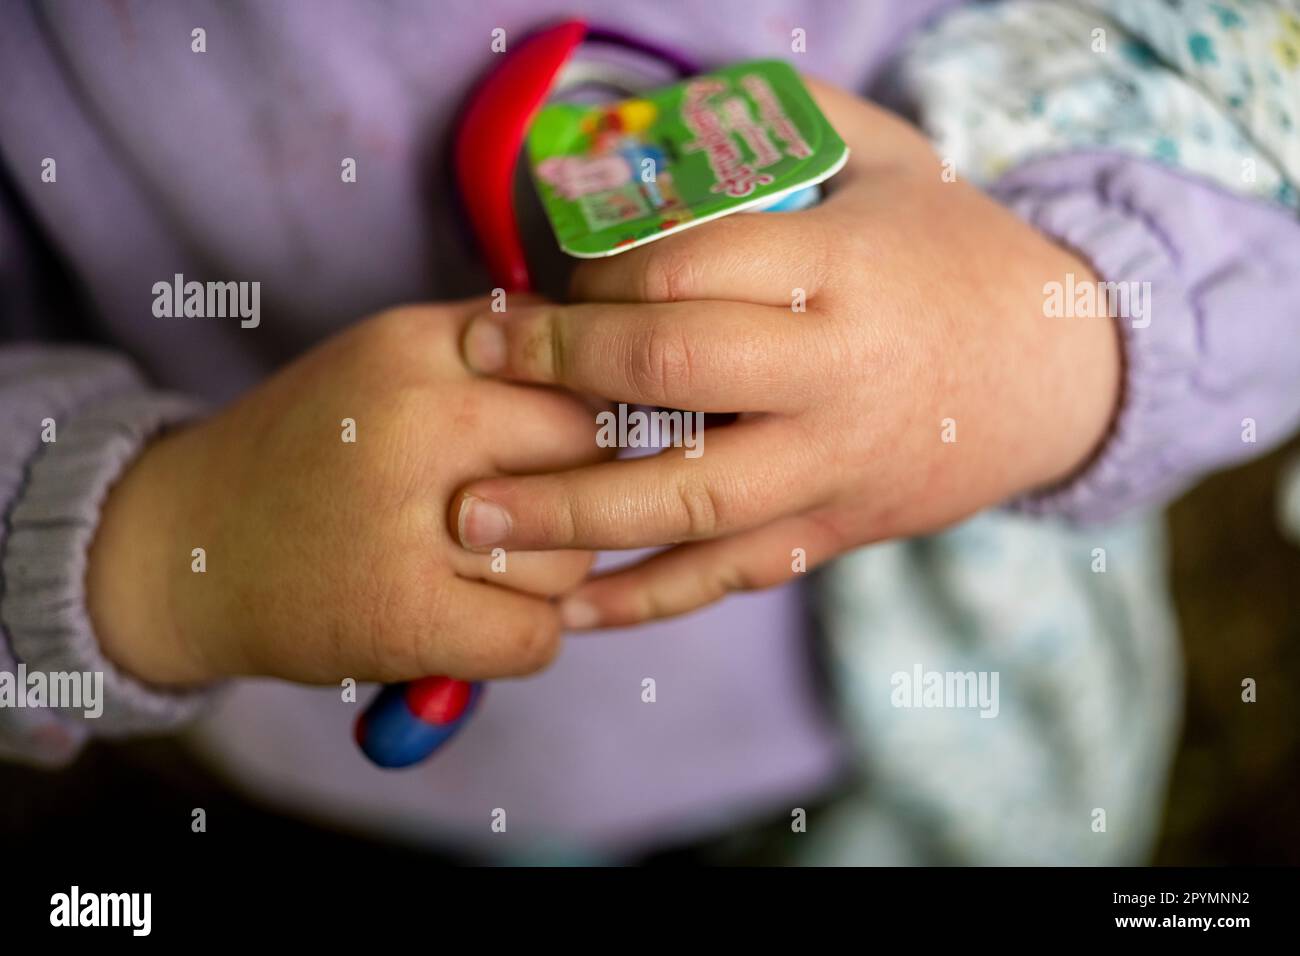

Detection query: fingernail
xmin=458 ymin=495 xmax=511 ymax=549
xmin=560 ymin=598 xmax=600 ymax=630
xmin=463 ymin=318 xmax=506 ymax=373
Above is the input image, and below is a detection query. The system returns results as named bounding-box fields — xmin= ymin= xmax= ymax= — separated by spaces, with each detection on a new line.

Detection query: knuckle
xmin=806 ymin=224 xmax=835 ymax=299
xmin=642 ymin=247 xmax=697 ymax=303
xmin=366 ymin=388 xmax=443 ymax=492
xmin=515 ymin=308 xmax=563 ymax=381
xmin=635 ymin=586 xmax=674 ymax=625
xmin=384 ymin=384 xmax=437 ymax=432
xmin=545 ymin=309 xmax=567 ymax=383
xmin=362 ymin=306 xmax=430 ymax=351
xmin=366 ymin=612 xmax=428 ymax=682
xmin=629 ymin=322 xmax=696 ymax=401
xmin=533 ymin=481 xmax=580 ymax=548
xmin=377 ymin=570 xmax=440 ymax=673
xmin=674 ymin=477 xmax=721 ymax=540
xmin=715 ymin=562 xmax=757 ymax=595
xmin=353 ymin=306 xmax=447 ymax=376
xmin=512 ymin=617 xmax=561 ymax=673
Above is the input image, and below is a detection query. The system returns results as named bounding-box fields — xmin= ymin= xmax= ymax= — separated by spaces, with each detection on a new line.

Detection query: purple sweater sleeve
xmin=991 ymin=151 xmax=1300 ymax=525
xmin=0 ymin=345 xmax=212 ymax=765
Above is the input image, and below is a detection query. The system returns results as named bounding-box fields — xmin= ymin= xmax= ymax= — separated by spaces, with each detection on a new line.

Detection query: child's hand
xmin=452 ymin=81 xmax=1121 ymax=628
xmin=87 ymin=302 xmax=608 ymax=685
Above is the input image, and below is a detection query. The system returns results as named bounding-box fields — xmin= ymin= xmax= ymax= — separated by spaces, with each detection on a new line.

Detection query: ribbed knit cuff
xmin=2 ymin=388 xmax=214 ymax=755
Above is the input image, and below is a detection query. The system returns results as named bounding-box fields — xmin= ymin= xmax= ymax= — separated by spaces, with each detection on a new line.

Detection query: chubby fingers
xmin=460 ymin=299 xmax=821 ymax=413
xmin=569 ymin=210 xmax=832 ymax=307
xmin=418 ymin=578 xmax=564 ymax=680
xmin=448 ymin=546 xmax=594 ymax=597
xmin=565 ymin=79 xmax=922 ymax=311
xmin=557 ymin=513 xmax=842 ymax=629
xmin=562 ymin=82 xmax=939 ymax=315
xmin=451 ymin=415 xmax=825 ymax=552
xmin=346 ymin=577 xmax=564 ymax=683
xmin=476 ymin=377 xmax=616 ymax=474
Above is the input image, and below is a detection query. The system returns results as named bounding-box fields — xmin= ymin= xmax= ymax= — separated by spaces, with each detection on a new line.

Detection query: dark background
xmin=1155 ymin=435 xmax=1300 ymax=864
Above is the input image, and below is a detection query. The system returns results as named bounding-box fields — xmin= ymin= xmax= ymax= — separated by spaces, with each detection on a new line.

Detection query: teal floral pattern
xmin=896 ymin=0 xmax=1300 ymax=204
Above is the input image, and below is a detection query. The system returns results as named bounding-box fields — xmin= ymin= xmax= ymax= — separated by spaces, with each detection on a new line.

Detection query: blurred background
xmin=4 ymin=431 xmax=1298 ymax=866
xmin=1155 ymin=435 xmax=1300 ymax=864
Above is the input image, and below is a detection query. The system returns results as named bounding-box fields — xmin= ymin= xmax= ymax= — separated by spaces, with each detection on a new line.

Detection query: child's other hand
xmin=87 ymin=302 xmax=608 ymax=686
xmin=452 ymin=81 xmax=1121 ymax=628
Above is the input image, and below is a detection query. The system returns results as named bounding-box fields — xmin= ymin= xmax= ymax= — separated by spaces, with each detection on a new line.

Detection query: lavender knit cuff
xmin=991 ymin=152 xmax=1300 ymax=525
xmin=2 ymin=386 xmax=213 ymax=758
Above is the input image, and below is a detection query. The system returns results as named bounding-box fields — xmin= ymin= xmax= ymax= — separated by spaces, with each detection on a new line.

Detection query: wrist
xmin=86 ymin=425 xmax=214 ymax=687
xmin=1013 ymin=250 xmax=1123 ymax=497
